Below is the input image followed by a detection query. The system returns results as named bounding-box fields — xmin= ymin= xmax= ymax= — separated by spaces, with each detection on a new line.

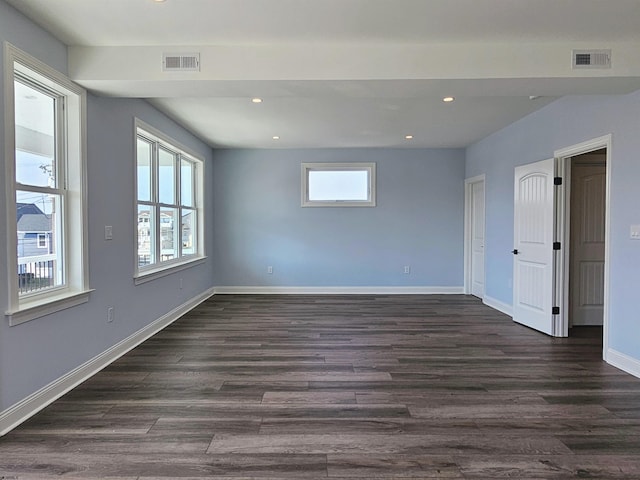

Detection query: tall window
xmin=14 ymin=77 xmax=63 ymax=294
xmin=135 ymin=121 xmax=203 ymax=280
xmin=5 ymin=44 xmax=89 ymax=325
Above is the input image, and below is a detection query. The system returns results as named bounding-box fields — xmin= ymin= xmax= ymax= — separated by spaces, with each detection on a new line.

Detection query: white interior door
xmin=513 ymin=158 xmax=556 ymax=335
xmin=471 ymin=180 xmax=485 ymax=298
xmin=570 ymin=162 xmax=606 ymax=326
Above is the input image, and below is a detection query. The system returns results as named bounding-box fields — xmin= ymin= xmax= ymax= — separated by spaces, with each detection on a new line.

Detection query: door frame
xmin=554 ymin=135 xmax=611 ymax=358
xmin=464 ymin=174 xmax=486 ymax=296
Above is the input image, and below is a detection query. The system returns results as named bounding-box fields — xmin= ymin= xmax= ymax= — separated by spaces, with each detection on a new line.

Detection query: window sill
xmin=6 ymin=289 xmax=93 ymax=327
xmin=301 ymin=200 xmax=377 ymax=207
xmin=134 ymin=256 xmax=207 ymax=285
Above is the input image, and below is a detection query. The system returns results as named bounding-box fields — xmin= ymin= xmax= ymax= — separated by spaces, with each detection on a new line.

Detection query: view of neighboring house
xmin=16 ymin=202 xmax=53 ymax=290
xmin=16 ymin=203 xmax=52 ymax=258
xmin=137 ymin=209 xmax=194 ymax=266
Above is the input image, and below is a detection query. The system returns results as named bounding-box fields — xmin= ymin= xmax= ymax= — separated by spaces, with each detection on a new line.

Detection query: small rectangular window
xmin=37 ymin=233 xmax=48 ymax=249
xmin=302 ymin=163 xmax=376 ymax=207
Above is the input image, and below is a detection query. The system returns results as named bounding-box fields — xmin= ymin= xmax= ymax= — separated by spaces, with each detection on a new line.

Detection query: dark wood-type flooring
xmin=1 ymin=294 xmax=640 ymax=479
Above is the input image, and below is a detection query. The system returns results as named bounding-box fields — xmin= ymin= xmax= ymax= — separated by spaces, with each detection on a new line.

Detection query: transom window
xmin=301 ymin=162 xmax=376 ymax=207
xmin=135 ymin=121 xmax=204 ymax=279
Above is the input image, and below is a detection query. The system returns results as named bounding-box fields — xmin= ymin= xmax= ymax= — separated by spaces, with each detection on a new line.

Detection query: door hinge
xmin=553 ymin=242 xmax=561 ymax=250
xmin=554 ymin=177 xmax=563 ymax=185
xmin=552 ymin=306 xmax=560 ymax=315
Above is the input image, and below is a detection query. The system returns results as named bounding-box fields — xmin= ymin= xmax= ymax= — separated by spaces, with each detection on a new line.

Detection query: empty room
xmin=1 ymin=1 xmax=640 ymax=478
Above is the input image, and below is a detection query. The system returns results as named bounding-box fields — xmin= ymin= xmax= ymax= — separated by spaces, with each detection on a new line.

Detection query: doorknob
xmin=512 ymin=249 xmax=519 ymax=255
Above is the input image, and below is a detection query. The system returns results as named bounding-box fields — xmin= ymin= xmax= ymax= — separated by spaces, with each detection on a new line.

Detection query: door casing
xmin=554 ymin=135 xmax=611 ymax=358
xmin=464 ymin=174 xmax=486 ymax=297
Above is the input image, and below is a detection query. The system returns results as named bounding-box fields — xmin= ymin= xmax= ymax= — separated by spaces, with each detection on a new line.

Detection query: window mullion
xmin=54 ymin=93 xmax=68 ymax=288
xmin=15 ymin=184 xmax=63 ymax=195
xmin=176 ymin=155 xmax=182 ymax=259
xmin=152 ymin=142 xmax=161 ymax=265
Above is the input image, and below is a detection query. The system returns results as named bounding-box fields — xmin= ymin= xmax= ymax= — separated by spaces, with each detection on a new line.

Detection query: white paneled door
xmin=513 ymin=159 xmax=556 ymax=335
xmin=470 ymin=180 xmax=485 ymax=298
xmin=570 ymin=163 xmax=606 ymax=326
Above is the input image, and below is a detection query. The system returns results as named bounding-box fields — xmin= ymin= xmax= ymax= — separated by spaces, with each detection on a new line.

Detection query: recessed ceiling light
xmin=529 ymin=95 xmax=541 ymax=100
xmin=272 ymin=136 xmax=280 ymax=140
xmin=443 ymin=96 xmax=455 ymax=103
xmin=153 ymin=0 xmax=166 ymax=3
xmin=405 ymin=135 xmax=413 ymax=140
xmin=252 ymin=98 xmax=263 ymax=103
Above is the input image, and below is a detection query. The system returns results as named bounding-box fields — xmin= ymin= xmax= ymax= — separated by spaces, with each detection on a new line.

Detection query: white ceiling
xmin=7 ymin=0 xmax=640 ymax=149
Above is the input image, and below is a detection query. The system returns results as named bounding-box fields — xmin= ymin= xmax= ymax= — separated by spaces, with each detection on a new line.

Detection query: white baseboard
xmin=0 ymin=287 xmax=215 ymax=437
xmin=483 ymin=295 xmax=513 ymax=317
xmin=213 ymin=286 xmax=465 ymax=295
xmin=606 ymin=348 xmax=640 ymax=379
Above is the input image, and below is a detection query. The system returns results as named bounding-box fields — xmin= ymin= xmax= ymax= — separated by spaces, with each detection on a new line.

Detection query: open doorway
xmin=567 ymin=149 xmax=606 ymax=344
xmin=464 ymin=175 xmax=485 ymax=299
xmin=555 ymin=135 xmax=611 ymax=356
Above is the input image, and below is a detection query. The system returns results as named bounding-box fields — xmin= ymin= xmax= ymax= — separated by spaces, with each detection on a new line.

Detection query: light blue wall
xmin=3 ymin=0 xmax=637 ymax=425
xmin=212 ymin=148 xmax=465 ymax=288
xmin=0 ymin=0 xmax=69 ymax=413
xmin=0 ymin=0 xmax=215 ymax=411
xmin=466 ymin=91 xmax=640 ymax=361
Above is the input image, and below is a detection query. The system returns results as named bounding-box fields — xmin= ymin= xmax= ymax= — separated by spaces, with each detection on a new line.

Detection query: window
xmin=301 ymin=162 xmax=376 ymax=207
xmin=37 ymin=234 xmax=48 ymax=249
xmin=4 ymin=43 xmax=89 ymax=325
xmin=135 ymin=120 xmax=204 ymax=281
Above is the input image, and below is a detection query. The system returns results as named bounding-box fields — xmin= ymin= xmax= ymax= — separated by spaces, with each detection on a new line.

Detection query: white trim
xmin=482 ymin=294 xmax=513 ymax=317
xmin=606 ymin=348 xmax=640 ymax=380
xmin=213 ymin=286 xmax=464 ymax=295
xmin=134 ymin=256 xmax=207 ymax=285
xmin=6 ymin=289 xmax=93 ymax=326
xmin=4 ymin=42 xmax=89 ymax=320
xmin=463 ymin=174 xmax=486 ymax=296
xmin=553 ymin=156 xmax=567 ymax=337
xmin=0 ymin=287 xmax=215 ymax=437
xmin=4 ymin=42 xmax=20 ymax=316
xmin=554 ymin=135 xmax=612 ymax=353
xmin=135 ymin=118 xmax=205 ymax=161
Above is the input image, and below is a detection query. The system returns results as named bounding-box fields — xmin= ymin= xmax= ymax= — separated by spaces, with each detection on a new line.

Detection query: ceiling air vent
xmin=162 ymin=53 xmax=200 ymax=72
xmin=572 ymin=49 xmax=611 ymax=69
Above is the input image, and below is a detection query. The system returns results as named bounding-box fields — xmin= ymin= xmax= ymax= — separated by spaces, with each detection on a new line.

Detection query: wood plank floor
xmin=1 ymin=294 xmax=640 ymax=479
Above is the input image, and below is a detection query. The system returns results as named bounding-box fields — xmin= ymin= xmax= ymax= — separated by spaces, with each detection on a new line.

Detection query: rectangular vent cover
xmin=162 ymin=53 xmax=200 ymax=72
xmin=572 ymin=49 xmax=611 ymax=69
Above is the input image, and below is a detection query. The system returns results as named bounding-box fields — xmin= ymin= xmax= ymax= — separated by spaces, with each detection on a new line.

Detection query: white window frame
xmin=134 ymin=119 xmax=205 ymax=284
xmin=37 ymin=233 xmax=48 ymax=249
xmin=4 ymin=43 xmax=90 ymax=326
xmin=301 ymin=162 xmax=376 ymax=207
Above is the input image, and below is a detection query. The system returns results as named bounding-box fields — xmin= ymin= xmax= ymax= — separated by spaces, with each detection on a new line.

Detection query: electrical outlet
xmin=267 ymin=266 xmax=273 ymax=274
xmin=403 ymin=265 xmax=410 ymax=274
xmin=104 ymin=225 xmax=113 ymax=240
xmin=107 ymin=307 xmax=114 ymax=323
